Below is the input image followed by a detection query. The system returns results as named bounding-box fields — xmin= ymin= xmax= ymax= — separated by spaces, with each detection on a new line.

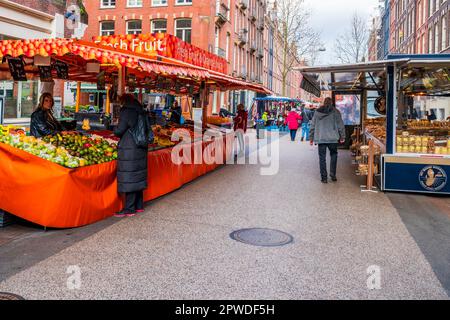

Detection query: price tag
xmin=7 ymin=57 xmax=27 ymax=81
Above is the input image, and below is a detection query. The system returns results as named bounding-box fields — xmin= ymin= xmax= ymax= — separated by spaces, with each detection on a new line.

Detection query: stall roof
xmin=0 ymin=37 xmax=270 ymax=94
xmin=298 ymin=54 xmax=450 ymax=96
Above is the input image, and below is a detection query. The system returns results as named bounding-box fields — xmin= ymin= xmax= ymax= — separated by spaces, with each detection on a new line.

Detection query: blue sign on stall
xmin=384 ymin=160 xmax=450 ymax=194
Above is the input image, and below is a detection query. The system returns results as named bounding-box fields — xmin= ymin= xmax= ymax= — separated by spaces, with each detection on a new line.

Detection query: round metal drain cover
xmin=0 ymin=292 xmax=25 ymax=300
xmin=230 ymin=228 xmax=293 ymax=247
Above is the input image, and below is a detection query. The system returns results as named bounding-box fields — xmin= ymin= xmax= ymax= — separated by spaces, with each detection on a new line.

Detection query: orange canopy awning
xmin=0 ymin=37 xmax=271 ymax=94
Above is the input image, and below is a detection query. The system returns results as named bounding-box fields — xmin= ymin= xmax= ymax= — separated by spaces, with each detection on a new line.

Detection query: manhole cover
xmin=0 ymin=292 xmax=25 ymax=300
xmin=230 ymin=228 xmax=293 ymax=247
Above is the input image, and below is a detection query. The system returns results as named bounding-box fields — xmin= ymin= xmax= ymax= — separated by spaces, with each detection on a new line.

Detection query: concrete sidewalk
xmin=0 ymin=133 xmax=448 ymax=299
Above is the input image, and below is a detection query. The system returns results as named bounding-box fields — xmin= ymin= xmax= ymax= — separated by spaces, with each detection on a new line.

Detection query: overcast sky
xmin=303 ymin=0 xmax=380 ymax=65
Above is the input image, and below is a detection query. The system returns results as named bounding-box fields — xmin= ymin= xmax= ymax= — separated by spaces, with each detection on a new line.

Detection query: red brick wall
xmin=84 ymin=1 xmax=218 ymax=52
xmin=8 ymin=0 xmax=67 ymax=16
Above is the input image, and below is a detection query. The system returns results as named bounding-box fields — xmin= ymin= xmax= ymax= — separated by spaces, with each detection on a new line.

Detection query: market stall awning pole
xmin=75 ymin=82 xmax=81 ymax=113
xmin=106 ymin=86 xmax=110 ymax=114
xmin=201 ymin=82 xmax=208 ymax=128
xmin=138 ymin=88 xmax=143 ymax=104
xmin=118 ymin=66 xmax=125 ymax=97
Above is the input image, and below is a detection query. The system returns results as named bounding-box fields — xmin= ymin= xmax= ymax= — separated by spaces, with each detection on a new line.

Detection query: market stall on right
xmin=300 ymin=54 xmax=450 ymax=195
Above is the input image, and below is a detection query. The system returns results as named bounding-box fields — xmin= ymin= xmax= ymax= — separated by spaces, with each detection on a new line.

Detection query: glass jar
xmin=409 ymin=145 xmax=416 ymax=153
xmin=421 ymin=146 xmax=428 ymax=154
xmin=435 ymin=147 xmax=442 ymax=154
xmin=409 ymin=136 xmax=416 ymax=145
xmin=442 ymin=147 xmax=448 ymax=155
xmin=396 ymin=136 xmax=403 ymax=146
xmin=421 ymin=136 xmax=429 ymax=147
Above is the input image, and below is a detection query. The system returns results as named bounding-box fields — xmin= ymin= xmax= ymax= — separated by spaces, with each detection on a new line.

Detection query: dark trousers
xmin=318 ymin=143 xmax=338 ymax=179
xmin=124 ymin=190 xmax=144 ymax=212
xmin=290 ymin=129 xmax=298 ymax=141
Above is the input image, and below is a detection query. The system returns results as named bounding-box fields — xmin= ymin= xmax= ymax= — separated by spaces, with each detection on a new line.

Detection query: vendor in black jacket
xmin=169 ymin=100 xmax=182 ymax=124
xmin=114 ymin=94 xmax=149 ymax=217
xmin=30 ymin=93 xmax=62 ymax=138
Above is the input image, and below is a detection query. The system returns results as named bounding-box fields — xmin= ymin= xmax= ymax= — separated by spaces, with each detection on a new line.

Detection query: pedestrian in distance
xmin=285 ymin=106 xmax=302 ymax=141
xmin=300 ymin=105 xmax=312 ymax=142
xmin=233 ymin=103 xmax=248 ymax=157
xmin=114 ymin=94 xmax=150 ymax=217
xmin=309 ymin=97 xmax=346 ymax=183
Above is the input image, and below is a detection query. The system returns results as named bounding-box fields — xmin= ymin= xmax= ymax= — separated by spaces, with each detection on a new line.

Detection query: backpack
xmin=129 ymin=111 xmax=154 ymax=148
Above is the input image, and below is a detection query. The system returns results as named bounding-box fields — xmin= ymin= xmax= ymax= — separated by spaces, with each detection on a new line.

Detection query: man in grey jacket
xmin=309 ymin=97 xmax=346 ymax=183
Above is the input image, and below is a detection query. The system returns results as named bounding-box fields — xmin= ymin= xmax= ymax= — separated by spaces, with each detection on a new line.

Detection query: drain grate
xmin=0 ymin=292 xmax=25 ymax=300
xmin=230 ymin=228 xmax=293 ymax=247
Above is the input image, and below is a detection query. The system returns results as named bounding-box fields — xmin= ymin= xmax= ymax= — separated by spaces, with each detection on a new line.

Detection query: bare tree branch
xmin=334 ymin=12 xmax=369 ymax=64
xmin=273 ymin=0 xmax=322 ymax=95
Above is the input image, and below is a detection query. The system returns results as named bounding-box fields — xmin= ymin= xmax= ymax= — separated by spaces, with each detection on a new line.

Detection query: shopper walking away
xmin=309 ymin=97 xmax=345 ymax=183
xmin=300 ymin=106 xmax=311 ymax=142
xmin=114 ymin=94 xmax=149 ymax=217
xmin=234 ymin=103 xmax=248 ymax=156
xmin=285 ymin=106 xmax=302 ymax=141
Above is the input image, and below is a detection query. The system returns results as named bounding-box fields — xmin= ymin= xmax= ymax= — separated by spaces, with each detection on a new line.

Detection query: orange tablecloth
xmin=0 ymin=135 xmax=233 ymax=228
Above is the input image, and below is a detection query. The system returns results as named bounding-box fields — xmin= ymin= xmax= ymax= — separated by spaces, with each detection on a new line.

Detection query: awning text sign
xmin=93 ymin=33 xmax=227 ymax=74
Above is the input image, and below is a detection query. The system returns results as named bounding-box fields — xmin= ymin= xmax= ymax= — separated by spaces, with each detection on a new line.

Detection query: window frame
xmin=151 ymin=0 xmax=168 ymax=6
xmin=126 ymin=20 xmax=143 ymax=35
xmin=175 ymin=18 xmax=192 ymax=43
xmin=175 ymin=0 xmax=193 ymax=6
xmin=151 ymin=19 xmax=167 ymax=33
xmin=127 ymin=0 xmax=143 ymax=8
xmin=100 ymin=0 xmax=116 ymax=9
xmin=99 ymin=20 xmax=115 ymax=36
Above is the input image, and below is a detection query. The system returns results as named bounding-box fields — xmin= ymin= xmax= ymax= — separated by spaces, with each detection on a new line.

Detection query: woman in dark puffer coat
xmin=114 ymin=94 xmax=149 ymax=217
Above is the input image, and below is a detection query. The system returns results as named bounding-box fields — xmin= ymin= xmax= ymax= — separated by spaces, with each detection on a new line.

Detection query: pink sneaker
xmin=136 ymin=209 xmax=144 ymax=213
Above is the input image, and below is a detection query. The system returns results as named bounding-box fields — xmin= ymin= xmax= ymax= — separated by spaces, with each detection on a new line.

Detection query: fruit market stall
xmin=299 ymin=54 xmax=450 ymax=195
xmin=0 ymin=34 xmax=268 ymax=228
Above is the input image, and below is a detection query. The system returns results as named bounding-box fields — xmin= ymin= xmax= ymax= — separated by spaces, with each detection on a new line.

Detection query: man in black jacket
xmin=114 ymin=94 xmax=149 ymax=217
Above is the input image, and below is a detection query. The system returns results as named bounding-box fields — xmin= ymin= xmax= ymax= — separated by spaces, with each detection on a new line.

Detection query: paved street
xmin=0 ymin=132 xmax=449 ymax=299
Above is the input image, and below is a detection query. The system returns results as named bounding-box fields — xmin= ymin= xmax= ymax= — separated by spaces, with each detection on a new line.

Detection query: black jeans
xmin=318 ymin=143 xmax=338 ymax=180
xmin=290 ymin=129 xmax=297 ymax=141
xmin=124 ymin=190 xmax=144 ymax=212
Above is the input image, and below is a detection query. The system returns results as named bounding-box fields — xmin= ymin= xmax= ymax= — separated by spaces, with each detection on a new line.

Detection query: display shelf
xmin=364 ymin=130 xmax=386 ymax=153
xmin=393 ymin=152 xmax=450 ymax=159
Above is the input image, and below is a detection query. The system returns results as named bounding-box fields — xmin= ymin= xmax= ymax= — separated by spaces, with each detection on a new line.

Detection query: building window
xmin=127 ymin=0 xmax=142 ymax=7
xmin=100 ymin=21 xmax=115 ymax=36
xmin=151 ymin=19 xmax=167 ymax=33
xmin=101 ymin=0 xmax=116 ymax=8
xmin=176 ymin=0 xmax=192 ymax=5
xmin=442 ymin=17 xmax=447 ymax=50
xmin=127 ymin=20 xmax=142 ymax=35
xmin=435 ymin=23 xmax=439 ymax=52
xmin=429 ymin=28 xmax=433 ymax=53
xmin=175 ymin=19 xmax=192 ymax=43
xmin=152 ymin=0 xmax=167 ymax=6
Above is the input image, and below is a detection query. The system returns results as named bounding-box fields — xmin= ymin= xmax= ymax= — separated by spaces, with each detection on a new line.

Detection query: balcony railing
xmin=239 ymin=0 xmax=249 ymax=10
xmin=240 ymin=67 xmax=247 ymax=79
xmin=215 ymin=0 xmax=229 ymax=27
xmin=250 ymin=41 xmax=257 ymax=53
xmin=238 ymin=29 xmax=248 ymax=45
xmin=257 ymin=47 xmax=264 ymax=58
xmin=249 ymin=8 xmax=257 ymax=22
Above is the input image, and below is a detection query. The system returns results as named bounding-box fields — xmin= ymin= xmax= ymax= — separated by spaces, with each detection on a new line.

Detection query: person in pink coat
xmin=285 ymin=107 xmax=302 ymax=141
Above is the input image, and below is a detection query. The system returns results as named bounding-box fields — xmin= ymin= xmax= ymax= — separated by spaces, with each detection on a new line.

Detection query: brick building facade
xmin=389 ymin=0 xmax=449 ymax=54
xmin=0 ymin=0 xmax=87 ymax=124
